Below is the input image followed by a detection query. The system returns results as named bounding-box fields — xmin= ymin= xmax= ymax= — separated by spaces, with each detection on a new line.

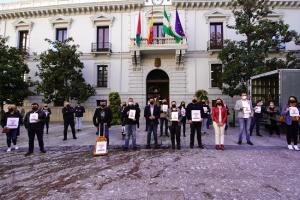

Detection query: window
xmin=97 ymin=26 xmax=109 ymax=50
xmin=56 ymin=28 xmax=67 ymax=42
xmin=211 ymin=64 xmax=222 ymax=88
xmin=209 ymin=23 xmax=223 ymax=49
xmin=18 ymin=30 xmax=29 ymax=50
xmin=97 ymin=65 xmax=108 ymax=87
xmin=153 ymin=23 xmax=164 ymax=38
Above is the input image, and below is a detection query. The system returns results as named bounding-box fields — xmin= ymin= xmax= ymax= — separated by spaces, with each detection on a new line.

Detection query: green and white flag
xmin=162 ymin=7 xmax=182 ymax=43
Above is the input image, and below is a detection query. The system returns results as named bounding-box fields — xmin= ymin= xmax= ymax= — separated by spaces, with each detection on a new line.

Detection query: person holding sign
xmin=167 ymin=101 xmax=182 ymax=150
xmin=234 ymin=93 xmax=254 ymax=145
xmin=250 ymin=100 xmax=263 ymax=137
xmin=212 ymin=99 xmax=227 ymax=150
xmin=201 ymin=100 xmax=211 ymax=134
xmin=144 ymin=98 xmax=161 ymax=149
xmin=122 ymin=98 xmax=140 ymax=150
xmin=186 ymin=96 xmax=205 ymax=149
xmin=266 ymin=101 xmax=280 ymax=136
xmin=179 ymin=101 xmax=187 ymax=137
xmin=24 ymin=103 xmax=46 ymax=156
xmin=160 ymin=99 xmax=169 ymax=137
xmin=1 ymin=105 xmax=22 ymax=152
xmin=42 ymin=104 xmax=51 ymax=134
xmin=281 ymin=96 xmax=300 ymax=150
xmin=93 ymin=100 xmax=112 ymax=145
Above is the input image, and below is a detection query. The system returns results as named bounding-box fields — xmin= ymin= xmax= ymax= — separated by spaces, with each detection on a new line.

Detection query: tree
xmin=0 ymin=36 xmax=31 ymax=109
xmin=218 ymin=0 xmax=300 ymax=97
xmin=36 ymin=38 xmax=95 ymax=105
xmin=109 ymin=92 xmax=121 ymax=125
xmin=195 ymin=90 xmax=208 ymax=101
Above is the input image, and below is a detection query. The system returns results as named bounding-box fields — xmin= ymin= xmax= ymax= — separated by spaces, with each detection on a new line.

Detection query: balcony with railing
xmin=130 ymin=37 xmax=188 ymax=65
xmin=91 ymin=42 xmax=112 ymax=55
xmin=130 ymin=37 xmax=187 ymax=51
xmin=207 ymin=40 xmax=223 ymax=51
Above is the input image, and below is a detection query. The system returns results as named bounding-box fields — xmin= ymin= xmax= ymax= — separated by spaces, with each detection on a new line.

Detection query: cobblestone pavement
xmin=0 ymin=122 xmax=300 ymax=200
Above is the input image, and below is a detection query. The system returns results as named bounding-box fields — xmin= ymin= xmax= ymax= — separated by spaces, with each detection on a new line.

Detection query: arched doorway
xmin=146 ymin=69 xmax=169 ymax=102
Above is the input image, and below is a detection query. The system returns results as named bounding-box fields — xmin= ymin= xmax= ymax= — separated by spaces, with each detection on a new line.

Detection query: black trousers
xmin=160 ymin=118 xmax=168 ymax=136
xmin=169 ymin=124 xmax=181 ymax=148
xmin=28 ymin=128 xmax=44 ymax=153
xmin=269 ymin=119 xmax=280 ymax=135
xmin=190 ymin=122 xmax=202 ymax=147
xmin=181 ymin=117 xmax=186 ymax=136
xmin=287 ymin=121 xmax=298 ymax=145
xmin=44 ymin=118 xmax=50 ymax=133
xmin=64 ymin=120 xmax=76 ymax=139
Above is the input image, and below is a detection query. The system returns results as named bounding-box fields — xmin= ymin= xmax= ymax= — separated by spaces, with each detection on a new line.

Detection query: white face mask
xmin=270 ymin=104 xmax=274 ymax=107
xmin=257 ymin=102 xmax=263 ymax=106
xmin=241 ymin=96 xmax=247 ymax=100
xmin=128 ymin=102 xmax=134 ymax=106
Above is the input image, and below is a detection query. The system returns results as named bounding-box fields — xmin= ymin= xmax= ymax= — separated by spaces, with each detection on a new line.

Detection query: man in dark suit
xmin=62 ymin=102 xmax=76 ymax=140
xmin=144 ymin=98 xmax=160 ymax=148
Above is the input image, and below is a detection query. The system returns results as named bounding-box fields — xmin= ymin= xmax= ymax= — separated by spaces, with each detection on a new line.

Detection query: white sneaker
xmin=288 ymin=145 xmax=293 ymax=150
xmin=7 ymin=148 xmax=11 ymax=152
xmin=293 ymin=145 xmax=300 ymax=151
xmin=14 ymin=146 xmax=19 ymax=150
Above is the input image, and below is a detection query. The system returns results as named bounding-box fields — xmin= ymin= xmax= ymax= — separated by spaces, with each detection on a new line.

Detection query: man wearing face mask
xmin=62 ymin=102 xmax=76 ymax=140
xmin=24 ymin=103 xmax=46 ymax=156
xmin=144 ymin=98 xmax=160 ymax=149
xmin=267 ymin=100 xmax=280 ymax=136
xmin=234 ymin=93 xmax=254 ymax=145
xmin=201 ymin=99 xmax=211 ymax=134
xmin=186 ymin=96 xmax=205 ymax=149
xmin=160 ymin=99 xmax=169 ymax=137
xmin=93 ymin=100 xmax=112 ymax=145
xmin=167 ymin=101 xmax=182 ymax=150
xmin=122 ymin=98 xmax=140 ymax=150
xmin=250 ymin=100 xmax=263 ymax=137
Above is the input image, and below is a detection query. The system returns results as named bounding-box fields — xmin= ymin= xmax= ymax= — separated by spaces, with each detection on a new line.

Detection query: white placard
xmin=29 ymin=113 xmax=39 ymax=123
xmin=171 ymin=112 xmax=179 ymax=121
xmin=289 ymin=107 xmax=299 ymax=117
xmin=254 ymin=106 xmax=261 ymax=113
xmin=95 ymin=141 xmax=107 ymax=154
xmin=6 ymin=118 xmax=19 ymax=129
xmin=242 ymin=101 xmax=251 ymax=114
xmin=203 ymin=107 xmax=208 ymax=113
xmin=128 ymin=109 xmax=136 ymax=120
xmin=181 ymin=108 xmax=186 ymax=116
xmin=162 ymin=105 xmax=168 ymax=112
xmin=191 ymin=110 xmax=201 ymax=122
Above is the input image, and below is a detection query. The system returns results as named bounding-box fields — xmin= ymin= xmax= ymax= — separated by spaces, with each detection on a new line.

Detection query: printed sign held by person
xmin=171 ymin=112 xmax=179 ymax=121
xmin=6 ymin=118 xmax=19 ymax=129
xmin=128 ymin=109 xmax=136 ymax=120
xmin=191 ymin=110 xmax=201 ymax=122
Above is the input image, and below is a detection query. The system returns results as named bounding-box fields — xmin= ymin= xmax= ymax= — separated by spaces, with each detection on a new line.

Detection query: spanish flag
xmin=147 ymin=14 xmax=154 ymax=45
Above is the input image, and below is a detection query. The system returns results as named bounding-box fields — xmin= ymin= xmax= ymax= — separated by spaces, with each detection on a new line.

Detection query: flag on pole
xmin=136 ymin=12 xmax=141 ymax=47
xmin=147 ymin=13 xmax=154 ymax=45
xmin=175 ymin=9 xmax=185 ymax=37
xmin=162 ymin=7 xmax=182 ymax=43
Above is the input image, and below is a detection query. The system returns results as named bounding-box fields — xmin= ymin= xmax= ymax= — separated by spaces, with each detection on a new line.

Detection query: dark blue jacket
xmin=144 ymin=105 xmax=160 ymax=124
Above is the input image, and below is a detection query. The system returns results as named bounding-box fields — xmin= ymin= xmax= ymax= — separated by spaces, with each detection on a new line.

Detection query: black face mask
xmin=100 ymin=105 xmax=105 ymax=108
xmin=216 ymin=103 xmax=222 ymax=106
xmin=32 ymin=107 xmax=38 ymax=111
xmin=192 ymin=100 xmax=197 ymax=103
xmin=150 ymin=102 xmax=154 ymax=105
xmin=172 ymin=104 xmax=176 ymax=108
xmin=8 ymin=108 xmax=14 ymax=113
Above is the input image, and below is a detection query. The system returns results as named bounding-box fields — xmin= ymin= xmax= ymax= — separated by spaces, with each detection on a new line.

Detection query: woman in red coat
xmin=212 ymin=98 xmax=228 ymax=150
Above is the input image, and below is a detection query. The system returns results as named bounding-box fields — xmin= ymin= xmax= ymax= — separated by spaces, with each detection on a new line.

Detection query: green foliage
xmin=219 ymin=0 xmax=300 ymax=97
xmin=195 ymin=90 xmax=208 ymax=101
xmin=0 ymin=36 xmax=32 ymax=108
xmin=36 ymin=38 xmax=95 ymax=105
xmin=108 ymin=92 xmax=121 ymax=125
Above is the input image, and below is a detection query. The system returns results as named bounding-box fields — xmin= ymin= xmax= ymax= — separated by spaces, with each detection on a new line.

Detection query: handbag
xmin=279 ymin=115 xmax=285 ymax=123
xmin=2 ymin=127 xmax=10 ymax=134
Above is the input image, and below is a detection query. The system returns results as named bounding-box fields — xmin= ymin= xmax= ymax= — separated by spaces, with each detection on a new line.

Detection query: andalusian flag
xmin=147 ymin=14 xmax=154 ymax=45
xmin=163 ymin=7 xmax=182 ymax=43
xmin=136 ymin=12 xmax=141 ymax=47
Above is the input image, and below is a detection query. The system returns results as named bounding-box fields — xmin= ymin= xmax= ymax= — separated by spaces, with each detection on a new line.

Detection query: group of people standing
xmin=1 ymin=93 xmax=300 ymax=154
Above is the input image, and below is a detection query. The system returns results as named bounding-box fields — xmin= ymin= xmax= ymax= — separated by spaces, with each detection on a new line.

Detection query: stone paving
xmin=0 ymin=121 xmax=300 ymax=200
